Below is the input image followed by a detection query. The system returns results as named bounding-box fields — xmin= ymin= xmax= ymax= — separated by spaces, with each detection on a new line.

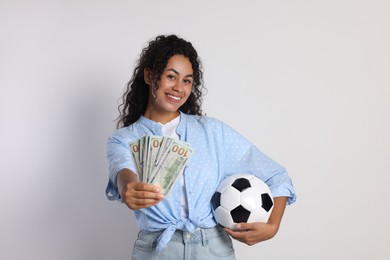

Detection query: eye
xmin=166 ymin=74 xmax=176 ymax=80
xmin=184 ymin=79 xmax=193 ymax=85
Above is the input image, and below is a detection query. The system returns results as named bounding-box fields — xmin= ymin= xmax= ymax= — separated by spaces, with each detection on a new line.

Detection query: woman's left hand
xmin=224 ymin=196 xmax=288 ymax=245
xmin=224 ymin=222 xmax=278 ymax=245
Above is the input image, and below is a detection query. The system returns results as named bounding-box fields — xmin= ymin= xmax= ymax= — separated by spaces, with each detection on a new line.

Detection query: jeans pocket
xmin=133 ymin=231 xmax=160 ymax=252
xmin=207 ymin=231 xmax=235 ymax=257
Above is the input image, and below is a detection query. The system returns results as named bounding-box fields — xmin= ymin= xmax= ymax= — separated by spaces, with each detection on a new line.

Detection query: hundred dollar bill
xmin=129 ymin=135 xmax=193 ymax=194
xmin=147 ymin=135 xmax=163 ymax=183
xmin=149 ymin=137 xmax=173 ymax=182
xmin=143 ymin=136 xmax=150 ymax=182
xmin=154 ymin=136 xmax=168 ymax=164
xmin=152 ymin=138 xmax=192 ymax=178
xmin=139 ymin=136 xmax=145 ymax=182
xmin=129 ymin=139 xmax=142 ymax=181
xmin=150 ymin=139 xmax=193 ymax=195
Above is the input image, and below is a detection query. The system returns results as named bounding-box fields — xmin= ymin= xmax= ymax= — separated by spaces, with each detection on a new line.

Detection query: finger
xmin=123 ymin=190 xmax=164 ymax=207
xmin=224 ymin=228 xmax=244 ymax=237
xmin=235 ymin=222 xmax=256 ymax=230
xmin=131 ymin=196 xmax=163 ymax=205
xmin=128 ymin=200 xmax=160 ymax=210
xmin=132 ymin=199 xmax=160 ymax=208
xmin=224 ymin=228 xmax=246 ymax=242
xmin=125 ymin=196 xmax=162 ymax=210
xmin=125 ymin=183 xmax=164 ymax=200
xmin=224 ymin=228 xmax=235 ymax=236
xmin=132 ymin=182 xmax=162 ymax=193
xmin=132 ymin=189 xmax=165 ymax=200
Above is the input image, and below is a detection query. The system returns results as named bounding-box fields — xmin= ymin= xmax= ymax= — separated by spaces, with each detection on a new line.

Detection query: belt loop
xmin=201 ymin=228 xmax=207 ymax=247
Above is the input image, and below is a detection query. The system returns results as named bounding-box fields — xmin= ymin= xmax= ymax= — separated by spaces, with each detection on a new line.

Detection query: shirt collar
xmin=138 ymin=115 xmax=163 ymax=133
xmin=138 ymin=112 xmax=188 ymax=137
xmin=177 ymin=111 xmax=188 ymax=139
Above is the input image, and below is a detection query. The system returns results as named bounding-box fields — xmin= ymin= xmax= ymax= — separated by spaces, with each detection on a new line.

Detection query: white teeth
xmin=167 ymin=94 xmax=181 ymax=101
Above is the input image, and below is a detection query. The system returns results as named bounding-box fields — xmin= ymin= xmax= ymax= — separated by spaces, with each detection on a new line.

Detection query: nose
xmin=172 ymin=81 xmax=184 ymax=93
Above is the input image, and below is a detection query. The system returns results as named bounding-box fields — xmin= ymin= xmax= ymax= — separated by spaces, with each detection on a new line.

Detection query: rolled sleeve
xmin=266 ymin=167 xmax=296 ymax=205
xmin=224 ymin=134 xmax=297 ymax=205
xmin=244 ymin=146 xmax=296 ymax=205
xmin=105 ymin=135 xmax=136 ymax=201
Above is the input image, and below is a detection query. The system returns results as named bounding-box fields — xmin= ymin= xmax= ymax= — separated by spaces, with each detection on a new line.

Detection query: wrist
xmin=268 ymin=222 xmax=279 ymax=238
xmin=117 ymin=169 xmax=138 ymax=197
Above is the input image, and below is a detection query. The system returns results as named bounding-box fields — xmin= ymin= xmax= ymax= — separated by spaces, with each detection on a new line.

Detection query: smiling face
xmin=144 ymin=55 xmax=194 ymax=123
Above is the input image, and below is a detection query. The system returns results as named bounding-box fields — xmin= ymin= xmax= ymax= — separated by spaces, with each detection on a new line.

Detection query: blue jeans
xmin=131 ymin=225 xmax=236 ymax=260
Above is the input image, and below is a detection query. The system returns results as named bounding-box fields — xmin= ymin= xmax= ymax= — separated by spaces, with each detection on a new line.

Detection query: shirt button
xmin=186 ymin=234 xmax=191 ymax=239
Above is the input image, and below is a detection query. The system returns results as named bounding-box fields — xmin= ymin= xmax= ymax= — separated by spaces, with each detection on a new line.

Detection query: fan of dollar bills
xmin=129 ymin=135 xmax=194 ymax=196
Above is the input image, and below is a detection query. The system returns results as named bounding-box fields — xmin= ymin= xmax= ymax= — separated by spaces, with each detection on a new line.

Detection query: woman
xmin=106 ymin=34 xmax=296 ymax=259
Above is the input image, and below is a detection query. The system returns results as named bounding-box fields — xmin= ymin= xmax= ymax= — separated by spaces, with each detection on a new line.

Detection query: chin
xmin=165 ymin=104 xmax=183 ymax=112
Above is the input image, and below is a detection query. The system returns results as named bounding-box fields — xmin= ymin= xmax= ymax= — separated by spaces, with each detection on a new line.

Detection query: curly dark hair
xmin=117 ymin=34 xmax=205 ymax=128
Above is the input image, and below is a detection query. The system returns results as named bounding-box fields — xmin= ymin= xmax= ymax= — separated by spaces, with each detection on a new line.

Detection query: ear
xmin=144 ymin=68 xmax=153 ymax=85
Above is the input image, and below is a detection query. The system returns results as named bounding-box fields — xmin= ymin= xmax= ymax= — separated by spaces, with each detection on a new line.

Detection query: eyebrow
xmin=167 ymin=68 xmax=193 ymax=78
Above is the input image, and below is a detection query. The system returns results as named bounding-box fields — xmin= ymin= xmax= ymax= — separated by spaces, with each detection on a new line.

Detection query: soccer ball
xmin=211 ymin=174 xmax=274 ymax=229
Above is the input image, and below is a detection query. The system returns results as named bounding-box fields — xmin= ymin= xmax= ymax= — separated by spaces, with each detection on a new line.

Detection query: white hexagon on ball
xmin=241 ymin=188 xmax=262 ymax=212
xmin=220 ymin=186 xmax=241 ymax=211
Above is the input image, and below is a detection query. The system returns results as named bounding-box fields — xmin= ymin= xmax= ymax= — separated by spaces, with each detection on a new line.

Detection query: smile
xmin=166 ymin=94 xmax=182 ymax=101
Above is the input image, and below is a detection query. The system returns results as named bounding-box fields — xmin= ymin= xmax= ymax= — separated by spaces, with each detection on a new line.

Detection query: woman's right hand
xmin=121 ymin=181 xmax=165 ymax=210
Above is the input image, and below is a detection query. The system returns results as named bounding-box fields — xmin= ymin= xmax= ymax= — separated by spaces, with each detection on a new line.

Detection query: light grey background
xmin=1 ymin=1 xmax=389 ymax=259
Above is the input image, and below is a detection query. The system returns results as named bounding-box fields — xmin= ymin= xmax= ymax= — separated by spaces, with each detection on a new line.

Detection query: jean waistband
xmin=170 ymin=225 xmax=225 ymax=245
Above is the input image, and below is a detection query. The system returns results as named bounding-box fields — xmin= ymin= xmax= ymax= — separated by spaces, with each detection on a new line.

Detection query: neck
xmin=143 ymin=109 xmax=180 ymax=124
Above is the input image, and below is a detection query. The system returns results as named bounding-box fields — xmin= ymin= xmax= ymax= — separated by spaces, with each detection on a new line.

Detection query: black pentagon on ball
xmin=231 ymin=178 xmax=251 ymax=192
xmin=211 ymin=191 xmax=221 ymax=210
xmin=261 ymin=193 xmax=274 ymax=212
xmin=231 ymin=205 xmax=251 ymax=223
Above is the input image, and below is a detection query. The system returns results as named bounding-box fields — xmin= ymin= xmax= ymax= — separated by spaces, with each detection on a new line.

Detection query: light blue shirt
xmin=106 ymin=112 xmax=296 ymax=253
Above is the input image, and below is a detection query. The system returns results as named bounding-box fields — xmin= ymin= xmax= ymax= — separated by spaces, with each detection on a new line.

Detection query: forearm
xmin=268 ymin=196 xmax=288 ymax=234
xmin=117 ymin=168 xmax=138 ymax=197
